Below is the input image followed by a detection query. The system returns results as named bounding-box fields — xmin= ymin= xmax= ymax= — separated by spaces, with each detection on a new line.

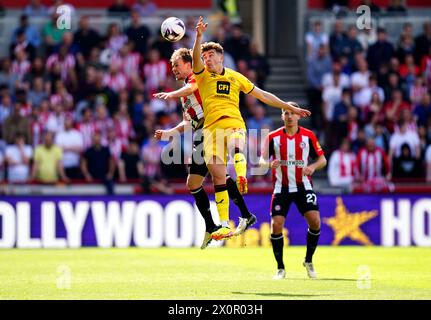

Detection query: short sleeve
xmin=309 ymin=132 xmax=324 ymax=159
xmin=236 ymin=71 xmax=254 ymax=94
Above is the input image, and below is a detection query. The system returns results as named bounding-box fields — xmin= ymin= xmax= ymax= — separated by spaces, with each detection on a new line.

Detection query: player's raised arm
xmin=250 ymin=86 xmax=311 ymax=118
xmin=153 ymin=82 xmax=198 ymax=100
xmin=192 ymin=16 xmax=207 ymax=74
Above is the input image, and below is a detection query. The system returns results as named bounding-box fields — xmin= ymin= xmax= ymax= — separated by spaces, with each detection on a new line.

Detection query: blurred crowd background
xmin=0 ymin=0 xmax=430 ymax=194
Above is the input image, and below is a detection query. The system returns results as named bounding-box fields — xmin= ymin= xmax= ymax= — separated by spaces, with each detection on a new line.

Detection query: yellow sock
xmin=215 ymin=189 xmax=229 ymax=222
xmin=233 ymin=153 xmax=247 ymax=177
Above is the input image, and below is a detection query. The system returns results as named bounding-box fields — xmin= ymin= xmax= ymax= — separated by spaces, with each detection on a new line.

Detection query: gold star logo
xmin=323 ymin=197 xmax=378 ymax=246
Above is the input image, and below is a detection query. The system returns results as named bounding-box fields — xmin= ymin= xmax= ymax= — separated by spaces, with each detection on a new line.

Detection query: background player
xmin=153 ymin=48 xmax=256 ymax=248
xmin=260 ymin=106 xmax=327 ymax=279
xmin=192 ymin=16 xmax=311 ymax=235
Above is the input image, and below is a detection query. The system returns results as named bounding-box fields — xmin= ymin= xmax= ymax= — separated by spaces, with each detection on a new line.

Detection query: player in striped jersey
xmin=153 ymin=48 xmax=256 ymax=249
xmin=260 ymin=106 xmax=327 ymax=279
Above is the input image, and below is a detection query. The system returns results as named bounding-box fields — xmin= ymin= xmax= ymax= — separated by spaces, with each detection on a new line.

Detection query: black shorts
xmin=188 ymin=129 xmax=208 ymax=177
xmin=271 ymin=187 xmax=319 ymax=217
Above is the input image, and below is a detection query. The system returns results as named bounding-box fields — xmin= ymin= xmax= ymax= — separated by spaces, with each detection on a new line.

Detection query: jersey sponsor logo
xmin=278 ymin=159 xmax=305 ymax=168
xmin=216 ymin=81 xmax=230 ymax=94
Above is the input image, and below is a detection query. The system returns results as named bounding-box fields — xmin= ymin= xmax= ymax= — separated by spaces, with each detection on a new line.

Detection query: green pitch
xmin=0 ymin=247 xmax=430 ymax=300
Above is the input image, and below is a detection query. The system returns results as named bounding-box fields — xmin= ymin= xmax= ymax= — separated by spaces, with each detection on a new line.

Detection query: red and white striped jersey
xmin=181 ymin=74 xmax=204 ymax=130
xmin=46 ymin=53 xmax=75 ymax=81
xmin=77 ymin=121 xmax=97 ymax=149
xmin=328 ymin=150 xmax=357 ymax=187
xmin=267 ymin=126 xmax=324 ymax=193
xmin=357 ymin=147 xmax=390 ymax=181
xmin=103 ymin=72 xmax=128 ymax=92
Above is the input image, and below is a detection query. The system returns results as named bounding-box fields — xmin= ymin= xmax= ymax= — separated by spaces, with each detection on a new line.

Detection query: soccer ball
xmin=161 ymin=17 xmax=186 ymax=42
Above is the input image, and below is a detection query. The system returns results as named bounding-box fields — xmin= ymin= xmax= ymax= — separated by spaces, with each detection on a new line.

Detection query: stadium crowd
xmin=0 ymin=0 xmax=271 ymax=193
xmin=305 ymin=4 xmax=431 ymax=191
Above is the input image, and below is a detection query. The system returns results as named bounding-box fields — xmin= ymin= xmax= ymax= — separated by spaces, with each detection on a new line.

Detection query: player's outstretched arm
xmin=250 ymin=86 xmax=311 ymax=118
xmin=153 ymin=82 xmax=197 ymax=100
xmin=192 ymin=16 xmax=207 ymax=74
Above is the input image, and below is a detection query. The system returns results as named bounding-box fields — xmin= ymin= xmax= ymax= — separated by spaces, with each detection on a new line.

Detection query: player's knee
xmin=308 ymin=217 xmax=321 ymax=230
xmin=186 ymin=177 xmax=202 ymax=191
xmin=271 ymin=220 xmax=284 ymax=234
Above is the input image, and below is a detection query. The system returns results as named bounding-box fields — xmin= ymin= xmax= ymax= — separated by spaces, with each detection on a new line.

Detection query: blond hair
xmin=170 ymin=48 xmax=192 ymax=64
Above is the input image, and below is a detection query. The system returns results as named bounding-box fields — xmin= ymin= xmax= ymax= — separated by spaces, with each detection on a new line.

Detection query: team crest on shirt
xmin=210 ymin=73 xmax=217 ymax=78
xmin=299 ymin=141 xmax=307 ymax=149
xmin=228 ymin=76 xmax=235 ymax=82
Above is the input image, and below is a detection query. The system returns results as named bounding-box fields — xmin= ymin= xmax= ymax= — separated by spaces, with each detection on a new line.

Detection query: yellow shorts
xmin=203 ymin=117 xmax=246 ymax=165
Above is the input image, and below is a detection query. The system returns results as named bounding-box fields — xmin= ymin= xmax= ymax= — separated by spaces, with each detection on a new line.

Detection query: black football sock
xmin=271 ymin=233 xmax=285 ymax=270
xmin=305 ymin=228 xmax=320 ymax=263
xmin=190 ymin=186 xmax=216 ymax=232
xmin=226 ymin=176 xmax=251 ymax=219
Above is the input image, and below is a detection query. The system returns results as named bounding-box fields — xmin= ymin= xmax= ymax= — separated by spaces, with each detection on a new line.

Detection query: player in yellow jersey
xmin=192 ymin=16 xmax=311 ymax=235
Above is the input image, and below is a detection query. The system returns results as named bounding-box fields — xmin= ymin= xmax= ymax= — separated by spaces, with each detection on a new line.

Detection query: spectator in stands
xmin=0 ymin=148 xmax=3 ymax=181
xmin=113 ymin=102 xmax=135 ymax=149
xmin=361 ymin=0 xmax=381 ymax=13
xmin=27 ymin=77 xmax=48 ymax=108
xmin=426 ymin=143 xmax=431 ymax=182
xmin=49 ymin=79 xmax=73 ymax=111
xmin=125 ymin=9 xmax=152 ymax=56
xmin=410 ymin=76 xmax=428 ymax=107
xmin=396 ymin=34 xmax=415 ymax=65
xmin=0 ymin=60 xmax=15 ymax=91
xmin=118 ymin=138 xmax=144 ymax=182
xmin=77 ymin=107 xmax=96 ymax=149
xmin=367 ymin=28 xmax=395 ymax=73
xmin=25 ymin=0 xmax=48 ymax=17
xmin=400 ymin=54 xmax=420 ymax=80
xmin=42 ymin=12 xmax=67 ymax=54
xmin=5 ymin=133 xmax=32 ymax=183
xmin=103 ymin=61 xmax=127 ymax=93
xmin=392 ymin=143 xmax=422 ymax=179
xmin=132 ymin=0 xmax=158 ymax=17
xmin=328 ymin=138 xmax=356 ymax=188
xmin=384 ymin=72 xmax=403 ymax=102
xmin=339 ymin=24 xmax=363 ymax=69
xmin=81 ymin=131 xmax=116 ymax=194
xmin=143 ymin=48 xmax=169 ymax=94
xmin=322 ymin=69 xmax=343 ymax=126
xmin=364 ymin=91 xmax=384 ymax=122
xmin=389 ymin=120 xmax=421 ymax=163
xmin=54 ymin=116 xmax=83 ymax=179
xmin=305 ymin=20 xmax=329 ymax=59
xmin=2 ymin=103 xmax=31 ymax=144
xmin=246 ymin=42 xmax=270 ymax=90
xmin=23 ymin=57 xmax=49 ymax=88
xmin=332 ymin=88 xmax=352 ymax=141
xmin=421 ymin=46 xmax=431 ymax=89
xmin=357 ymin=137 xmax=391 ymax=186
xmin=365 ymin=112 xmax=390 ymax=149
xmin=357 ymin=22 xmax=377 ymax=53
xmin=383 ymin=89 xmax=411 ymax=132
xmin=224 ymin=23 xmax=251 ymax=62
xmin=351 ymin=125 xmax=365 ymax=155
xmin=356 ymin=74 xmax=385 ymax=112
xmin=351 ymin=57 xmax=370 ymax=107
xmin=73 ymin=16 xmax=101 ymax=60
xmin=329 ymin=19 xmax=346 ymax=59
xmin=46 ymin=44 xmax=77 ymax=88
xmin=12 ymin=15 xmax=41 ymax=51
xmin=415 ymin=21 xmax=431 ymax=66
xmin=94 ymin=104 xmax=114 ymax=146
xmin=106 ymin=23 xmax=128 ymax=54
xmin=386 ymin=0 xmax=407 ymax=15
xmin=0 ymin=94 xmax=12 ymax=130
xmin=107 ymin=127 xmax=122 ymax=165
xmin=413 ymin=91 xmax=431 ymax=127
xmin=32 ymin=131 xmax=68 ymax=183
xmin=322 ymin=60 xmax=350 ymax=89
xmin=246 ymin=104 xmax=273 ymax=131
xmin=108 ymin=0 xmax=131 ymax=16
xmin=11 ymin=48 xmax=31 ymax=84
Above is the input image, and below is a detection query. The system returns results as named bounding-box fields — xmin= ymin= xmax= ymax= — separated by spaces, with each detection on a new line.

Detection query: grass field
xmin=0 ymin=246 xmax=430 ymax=300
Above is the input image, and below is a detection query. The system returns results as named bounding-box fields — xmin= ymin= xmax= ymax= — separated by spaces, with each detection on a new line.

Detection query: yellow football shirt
xmin=34 ymin=145 xmax=63 ymax=183
xmin=194 ymin=67 xmax=255 ymax=128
